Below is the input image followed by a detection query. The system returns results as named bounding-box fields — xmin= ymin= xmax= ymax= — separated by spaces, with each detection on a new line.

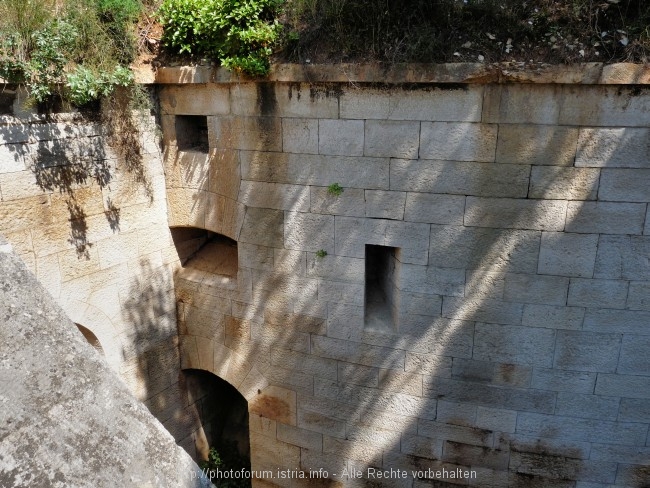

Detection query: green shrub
xmin=158 ymin=0 xmax=284 ymax=75
xmin=0 ymin=0 xmax=142 ymax=106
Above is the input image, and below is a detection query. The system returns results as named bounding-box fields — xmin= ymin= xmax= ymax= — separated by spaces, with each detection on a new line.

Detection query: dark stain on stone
xmin=257 ymin=83 xmax=277 ymax=116
xmin=287 ymin=82 xmax=302 ymax=101
xmin=249 ymin=395 xmax=291 ymax=424
xmin=500 ymin=363 xmax=516 ymax=383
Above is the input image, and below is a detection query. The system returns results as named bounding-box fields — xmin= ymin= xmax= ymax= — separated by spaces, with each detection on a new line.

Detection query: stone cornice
xmin=136 ymin=62 xmax=650 ymax=85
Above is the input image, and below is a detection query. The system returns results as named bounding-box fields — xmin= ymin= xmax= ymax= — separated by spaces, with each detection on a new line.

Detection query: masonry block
xmin=530 ymin=368 xmax=596 ymax=394
xmin=0 ymin=143 xmax=26 ymax=174
xmin=307 ymin=253 xmax=364 ymax=283
xmin=576 ymin=127 xmax=650 ymax=168
xmin=442 ymin=297 xmax=523 ymax=326
xmin=340 ymin=87 xmax=390 ymax=119
xmin=529 ymin=166 xmax=600 ymax=200
xmin=451 ymin=358 xmax=532 ymax=388
xmin=566 ymin=201 xmax=646 ymax=235
xmin=598 ymin=168 xmax=650 ymax=202
xmin=618 ymin=398 xmax=650 ymax=423
xmin=538 ymin=232 xmax=598 ymax=278
xmin=239 ymin=207 xmax=284 ymax=248
xmin=208 ymin=149 xmax=240 ymax=200
xmin=241 ymin=151 xmax=390 ymax=189
xmin=559 ymin=85 xmax=650 ymax=127
xmin=429 ymin=225 xmax=540 ymax=273
xmin=404 ymin=352 xmax=452 ymax=377
xmin=399 ymin=317 xmax=474 ymax=358
xmin=567 ymin=278 xmax=628 ymax=309
xmin=365 ymin=190 xmax=406 ymax=220
xmin=231 ymin=82 xmax=339 ymax=118
xmin=475 ymin=407 xmax=517 ymax=433
xmin=464 ymin=197 xmax=567 ymax=231
xmin=516 ymin=412 xmax=647 ymax=445
xmin=311 ymin=336 xmax=405 ymax=370
xmin=617 ymin=335 xmax=650 ymax=375
xmin=419 ymin=122 xmax=497 ymax=162
xmin=594 ymin=235 xmax=650 ymax=280
xmin=510 ymin=452 xmax=616 ymax=484
xmin=403 ymin=192 xmax=465 ymax=225
xmin=424 ymin=378 xmax=555 ymax=414
xmin=391 ymin=159 xmax=530 ymax=197
xmin=424 ymin=378 xmax=555 ymax=413
xmin=554 ymin=330 xmax=621 ymax=373
xmin=284 ymin=211 xmax=334 ymax=253
xmin=489 ymin=85 xmax=561 ymax=124
xmin=335 ymin=216 xmax=429 ymax=264
xmin=496 ymin=125 xmax=578 ymax=166
xmin=364 ymin=120 xmax=420 ymax=158
xmin=522 ymin=304 xmax=584 ymax=330
xmin=282 ymin=118 xmax=318 ymax=154
xmin=239 ymin=181 xmax=310 ymax=211
xmin=554 ymin=392 xmax=620 ymax=421
xmin=160 ymin=85 xmax=229 ymax=115
xmin=208 ymin=116 xmax=282 ymax=151
xmin=626 ymin=281 xmax=650 ymax=311
xmin=318 ymin=119 xmax=364 ymax=156
xmin=473 ymin=323 xmax=556 ymax=367
xmin=310 ymin=186 xmax=365 ymax=217
xmin=503 ymin=273 xmax=569 ymax=306
xmin=326 ymin=302 xmax=364 ymax=340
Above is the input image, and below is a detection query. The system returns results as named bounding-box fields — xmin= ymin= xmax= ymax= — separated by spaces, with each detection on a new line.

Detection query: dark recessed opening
xmin=0 ymin=90 xmax=16 ymax=115
xmin=75 ymin=323 xmax=104 ymax=356
xmin=365 ymin=244 xmax=398 ymax=331
xmin=183 ymin=369 xmax=251 ymax=480
xmin=175 ymin=115 xmax=209 ymax=152
xmin=170 ymin=227 xmax=238 ymax=277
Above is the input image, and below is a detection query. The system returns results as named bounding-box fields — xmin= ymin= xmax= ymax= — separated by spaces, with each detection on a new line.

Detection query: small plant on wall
xmin=315 ymin=249 xmax=327 ymax=258
xmin=327 ymin=183 xmax=344 ymax=196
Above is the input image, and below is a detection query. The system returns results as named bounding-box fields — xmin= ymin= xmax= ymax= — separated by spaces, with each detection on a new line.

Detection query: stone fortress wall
xmin=1 ymin=63 xmax=650 ymax=486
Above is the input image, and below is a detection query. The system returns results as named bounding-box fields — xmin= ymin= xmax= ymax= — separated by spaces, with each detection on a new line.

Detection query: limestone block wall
xmin=161 ymin=70 xmax=650 ymax=487
xmin=0 ymin=88 xmax=192 ymax=442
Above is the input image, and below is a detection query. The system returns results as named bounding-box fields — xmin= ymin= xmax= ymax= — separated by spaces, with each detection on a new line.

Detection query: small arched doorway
xmin=183 ymin=369 xmax=251 ymax=483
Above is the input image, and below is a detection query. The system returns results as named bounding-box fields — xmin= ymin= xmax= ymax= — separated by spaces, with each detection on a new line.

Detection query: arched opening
xmin=183 ymin=369 xmax=251 ymax=482
xmin=171 ymin=227 xmax=238 ymax=277
xmin=75 ymin=323 xmax=105 ymax=356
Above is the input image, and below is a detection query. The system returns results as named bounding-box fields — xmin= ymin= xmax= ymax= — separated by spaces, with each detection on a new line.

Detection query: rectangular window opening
xmin=175 ymin=115 xmax=209 ymax=152
xmin=365 ymin=245 xmax=398 ymax=331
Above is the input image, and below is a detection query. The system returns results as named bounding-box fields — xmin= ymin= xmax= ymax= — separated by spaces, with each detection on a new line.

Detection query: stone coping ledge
xmin=139 ymin=62 xmax=650 ymax=85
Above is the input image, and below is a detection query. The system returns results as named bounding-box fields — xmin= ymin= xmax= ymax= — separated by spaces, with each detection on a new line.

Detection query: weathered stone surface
xmin=598 ymin=168 xmax=650 ymax=202
xmin=241 ymin=151 xmax=390 ymax=189
xmin=404 ymin=192 xmax=465 ymax=224
xmin=318 ymin=119 xmax=364 ymax=156
xmin=554 ymin=330 xmax=621 ymax=373
xmin=419 ymin=122 xmax=497 ymax=162
xmin=496 ymin=125 xmax=578 ymax=166
xmin=365 ymin=190 xmax=406 ymax=220
xmin=160 ymin=84 xmax=229 ymax=115
xmin=560 ymin=85 xmax=650 ymax=127
xmin=538 ymin=232 xmax=598 ymax=278
xmin=282 ymin=117 xmax=318 ymax=154
xmin=516 ymin=412 xmax=647 ymax=445
xmin=473 ymin=323 xmax=556 ymax=367
xmin=284 ymin=211 xmax=334 ymax=253
xmin=567 ymin=278 xmax=628 ymax=309
xmin=522 ymin=304 xmax=584 ymax=330
xmin=0 ymin=235 xmax=210 ymax=488
xmin=310 ymin=186 xmax=365 ymax=217
xmin=364 ymin=120 xmax=420 ymax=158
xmin=239 ymin=180 xmax=310 ymax=211
xmin=566 ymin=201 xmax=646 ymax=235
xmin=529 ymin=166 xmax=600 ymax=200
xmin=451 ymin=358 xmax=532 ymax=388
xmin=594 ymin=235 xmax=650 ymax=280
xmin=429 ymin=225 xmax=540 ymax=273
xmin=388 ymin=86 xmax=484 ymax=122
xmin=489 ymin=85 xmax=561 ymax=124
xmin=392 ymin=159 xmax=530 ymax=197
xmin=530 ymin=368 xmax=597 ymax=394
xmin=576 ymin=127 xmax=650 ymax=168
xmin=464 ymin=197 xmax=567 ymax=231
